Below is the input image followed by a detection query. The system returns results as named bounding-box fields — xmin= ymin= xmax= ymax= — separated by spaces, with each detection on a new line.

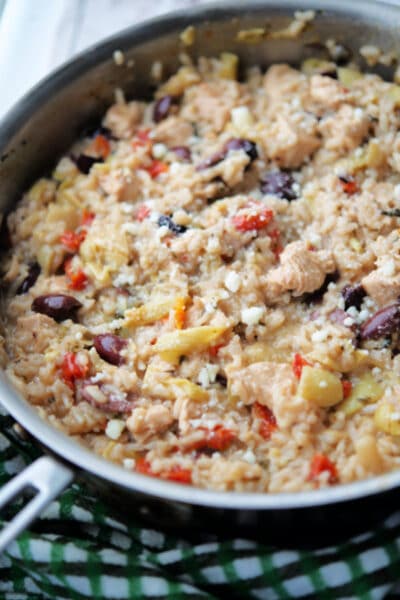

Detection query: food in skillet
xmin=2 ymin=52 xmax=400 ymax=492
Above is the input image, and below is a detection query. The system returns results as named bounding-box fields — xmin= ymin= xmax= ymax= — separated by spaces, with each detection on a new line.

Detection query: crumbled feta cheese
xmin=364 ymin=297 xmax=375 ymax=308
xmin=120 ymin=202 xmax=136 ymax=214
xmin=152 ymin=143 xmax=168 ymax=159
xmin=204 ymin=299 xmax=217 ymax=313
xmin=219 ymin=290 xmax=230 ymax=300
xmin=308 ymin=232 xmax=321 ymax=246
xmin=224 ymin=271 xmax=241 ymax=293
xmin=122 ymin=223 xmax=138 ymax=235
xmin=346 ymin=306 xmax=358 ymax=319
xmin=113 ymin=50 xmax=125 ymax=66
xmin=358 ymin=309 xmax=370 ymax=322
xmin=241 ymin=306 xmax=264 ymax=326
xmin=169 ymin=162 xmax=181 ymax=175
xmin=311 ymin=329 xmax=328 ymax=342
xmin=157 ymin=225 xmax=170 ymax=240
xmin=394 ymin=184 xmax=400 ymax=203
xmin=343 ymin=317 xmax=355 ymax=327
xmin=231 ymin=106 xmax=253 ymax=129
xmin=354 ymin=107 xmax=364 ymax=120
xmin=90 ymin=373 xmax=105 ymax=383
xmin=381 ymin=259 xmax=396 ymax=277
xmin=337 ymin=297 xmax=345 ymax=310
xmin=207 ymin=236 xmax=220 ymax=252
xmin=242 ymin=449 xmax=257 ymax=464
xmin=206 ymin=363 xmax=219 ymax=384
xmin=106 ymin=419 xmax=125 ymax=440
xmin=372 ymin=367 xmax=382 ymax=377
xmin=123 ymin=458 xmax=135 ymax=469
xmin=113 ymin=272 xmax=135 ymax=286
xmin=198 ymin=367 xmax=210 ymax=388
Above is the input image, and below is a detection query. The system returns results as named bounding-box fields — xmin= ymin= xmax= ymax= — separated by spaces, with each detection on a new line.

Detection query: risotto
xmin=3 ymin=52 xmax=400 ymax=492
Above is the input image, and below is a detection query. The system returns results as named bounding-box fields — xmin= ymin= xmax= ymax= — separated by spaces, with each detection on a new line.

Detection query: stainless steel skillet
xmin=1 ymin=0 xmax=400 ymax=551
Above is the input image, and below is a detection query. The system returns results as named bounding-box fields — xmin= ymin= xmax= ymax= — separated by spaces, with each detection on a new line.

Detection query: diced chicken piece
xmin=361 ymin=232 xmax=400 ymax=306
xmin=198 ymin=151 xmax=250 ymax=187
xmin=260 ymin=113 xmax=320 ymax=169
xmin=127 ymin=404 xmax=174 ymax=438
xmin=228 ymin=361 xmax=300 ymax=428
xmin=318 ymin=104 xmax=369 ymax=155
xmin=264 ymin=241 xmax=336 ymax=301
xmin=152 ymin=116 xmax=193 ymax=146
xmin=14 ymin=313 xmax=57 ymax=354
xmin=362 ymin=267 xmax=400 ymax=307
xmin=103 ymin=101 xmax=145 ymax=139
xmin=263 ymin=64 xmax=307 ymax=110
xmin=309 ymin=74 xmax=348 ymax=109
xmin=98 ymin=168 xmax=140 ymax=201
xmin=182 ymin=81 xmax=241 ymax=133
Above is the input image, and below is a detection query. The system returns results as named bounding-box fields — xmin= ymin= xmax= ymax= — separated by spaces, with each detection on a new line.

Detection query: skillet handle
xmin=0 ymin=455 xmax=74 ymax=552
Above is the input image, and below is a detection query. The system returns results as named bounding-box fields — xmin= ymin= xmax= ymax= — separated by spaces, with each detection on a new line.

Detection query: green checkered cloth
xmin=0 ymin=414 xmax=399 ymax=600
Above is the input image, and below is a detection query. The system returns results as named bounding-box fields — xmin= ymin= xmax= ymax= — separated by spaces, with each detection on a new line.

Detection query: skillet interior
xmin=2 ymin=0 xmax=400 ymax=544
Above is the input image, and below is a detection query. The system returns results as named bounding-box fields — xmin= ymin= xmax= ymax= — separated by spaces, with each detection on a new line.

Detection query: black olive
xmin=260 ymin=171 xmax=298 ymax=201
xmin=74 ymin=154 xmax=103 ymax=174
xmin=93 ymin=334 xmax=127 ymax=366
xmin=17 ymin=263 xmax=41 ymax=295
xmin=360 ymin=303 xmax=400 ymax=340
xmin=157 ymin=215 xmax=187 ymax=235
xmin=341 ymin=284 xmax=366 ymax=310
xmin=32 ymin=294 xmax=82 ymax=322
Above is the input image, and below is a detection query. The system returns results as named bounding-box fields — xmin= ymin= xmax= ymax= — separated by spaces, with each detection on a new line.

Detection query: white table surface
xmin=0 ymin=0 xmax=216 ymax=119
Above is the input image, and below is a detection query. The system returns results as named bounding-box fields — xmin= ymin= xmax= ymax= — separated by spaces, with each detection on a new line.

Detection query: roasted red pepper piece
xmin=81 ymin=210 xmax=95 ymax=227
xmin=162 ymin=466 xmax=192 ymax=484
xmin=61 ymin=352 xmax=88 ymax=388
xmin=209 ymin=343 xmax=225 ymax=357
xmin=232 ymin=207 xmax=273 ymax=232
xmin=292 ymin=353 xmax=311 ymax=379
xmin=60 ymin=230 xmax=86 ymax=252
xmin=146 ymin=160 xmax=169 ymax=179
xmin=132 ymin=129 xmax=151 ymax=149
xmin=339 ymin=176 xmax=359 ymax=195
xmin=342 ymin=380 xmax=352 ymax=399
xmin=135 ymin=457 xmax=192 ymax=484
xmin=308 ymin=454 xmax=338 ymax=484
xmin=64 ymin=257 xmax=88 ymax=291
xmin=135 ymin=204 xmax=151 ymax=222
xmin=186 ymin=425 xmax=236 ymax=453
xmin=252 ymin=402 xmax=277 ymax=439
xmin=92 ymin=134 xmax=111 ymax=159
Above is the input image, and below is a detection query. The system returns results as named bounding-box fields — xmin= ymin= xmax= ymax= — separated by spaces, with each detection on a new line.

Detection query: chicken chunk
xmin=127 ymin=404 xmax=174 ymax=439
xmin=14 ymin=313 xmax=57 ymax=354
xmin=309 ymin=74 xmax=348 ymax=110
xmin=228 ymin=361 xmax=300 ymax=428
xmin=260 ymin=113 xmax=321 ymax=169
xmin=318 ymin=104 xmax=369 ymax=155
xmin=152 ymin=116 xmax=193 ymax=146
xmin=103 ymin=101 xmax=145 ymax=139
xmin=362 ymin=267 xmax=400 ymax=307
xmin=263 ymin=64 xmax=307 ymax=110
xmin=264 ymin=241 xmax=336 ymax=302
xmin=182 ymin=81 xmax=241 ymax=133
